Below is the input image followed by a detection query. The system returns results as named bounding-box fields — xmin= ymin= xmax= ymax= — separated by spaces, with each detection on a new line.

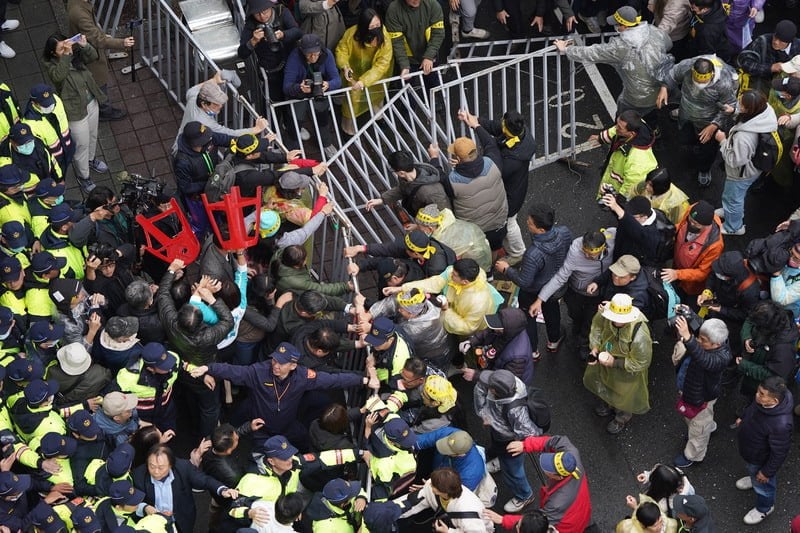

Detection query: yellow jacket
xmin=335 ymin=26 xmax=394 ymax=119
xmin=402 ymin=266 xmax=501 ymax=336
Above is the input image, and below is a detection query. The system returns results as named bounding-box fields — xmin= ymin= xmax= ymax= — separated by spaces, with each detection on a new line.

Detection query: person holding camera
xmin=671 ymin=315 xmax=732 ymax=468
xmin=70 ymin=186 xmax=133 ymax=249
xmin=42 ymin=33 xmax=107 ymax=194
xmin=238 ymin=0 xmax=303 ymax=106
xmin=584 ymin=293 xmax=652 ymax=434
xmin=284 ymin=34 xmax=342 ymax=157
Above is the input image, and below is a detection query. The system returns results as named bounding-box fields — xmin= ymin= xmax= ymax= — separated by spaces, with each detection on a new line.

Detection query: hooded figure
xmin=703 ymin=251 xmax=761 ymax=325
xmin=465 ymin=308 xmax=534 ymax=386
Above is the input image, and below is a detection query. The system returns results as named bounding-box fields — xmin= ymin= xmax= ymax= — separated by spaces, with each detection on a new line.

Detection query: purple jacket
xmin=737 ymin=390 xmax=794 ymax=477
xmin=469 ymin=308 xmax=534 ymax=386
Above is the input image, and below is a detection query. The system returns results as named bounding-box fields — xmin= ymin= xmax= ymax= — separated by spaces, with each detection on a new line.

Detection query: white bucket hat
xmin=601 ymin=293 xmax=641 ymax=324
xmin=781 ymin=55 xmax=800 ymax=74
xmin=56 ymin=342 xmax=91 ymax=376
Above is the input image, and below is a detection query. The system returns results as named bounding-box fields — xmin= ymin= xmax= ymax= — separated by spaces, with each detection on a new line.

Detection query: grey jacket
xmin=538 ymin=228 xmax=617 ymax=302
xmin=368 ymin=299 xmax=452 ymax=367
xmin=474 ymin=371 xmax=542 ymax=442
xmin=566 ymin=23 xmax=673 ymax=110
xmin=450 ymin=158 xmax=508 ymax=232
xmin=719 ymin=105 xmax=778 ymax=180
xmin=662 ymin=56 xmax=738 ymax=128
xmin=380 ymin=163 xmax=452 ymax=216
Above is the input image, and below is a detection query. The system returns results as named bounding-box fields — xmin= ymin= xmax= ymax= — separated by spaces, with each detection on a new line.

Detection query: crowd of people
xmin=0 ymin=0 xmax=800 ymax=529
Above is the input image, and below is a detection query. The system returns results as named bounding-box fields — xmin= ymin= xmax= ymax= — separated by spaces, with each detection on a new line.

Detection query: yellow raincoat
xmin=431 ymin=208 xmax=492 ymax=272
xmin=633 ymin=181 xmax=690 ymax=225
xmin=583 ymin=311 xmax=652 ymax=414
xmin=335 ymin=26 xmax=394 ymax=119
xmin=401 ymin=266 xmax=503 ymax=336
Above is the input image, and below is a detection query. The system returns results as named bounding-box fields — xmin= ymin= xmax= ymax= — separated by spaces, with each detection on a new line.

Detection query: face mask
xmin=693 ymin=81 xmax=710 ymax=90
xmin=53 ymin=195 xmax=64 ymax=206
xmin=0 ymin=326 xmax=12 ymax=340
xmin=38 ymin=104 xmax=55 ymax=114
xmin=714 ymin=272 xmax=729 ymax=281
xmin=9 ymin=246 xmax=24 ymax=254
xmin=368 ymin=27 xmax=382 ymax=39
xmin=15 ymin=141 xmax=34 ymax=156
xmin=205 ymin=110 xmax=217 ymax=118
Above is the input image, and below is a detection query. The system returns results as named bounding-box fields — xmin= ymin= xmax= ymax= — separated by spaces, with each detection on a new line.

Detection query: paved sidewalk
xmin=2 ymin=0 xmax=182 ymax=201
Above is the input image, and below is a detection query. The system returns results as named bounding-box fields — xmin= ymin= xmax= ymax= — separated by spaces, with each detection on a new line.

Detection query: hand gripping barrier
xmin=135 ymin=198 xmax=201 ymax=264
xmin=202 ymin=185 xmax=262 ymax=251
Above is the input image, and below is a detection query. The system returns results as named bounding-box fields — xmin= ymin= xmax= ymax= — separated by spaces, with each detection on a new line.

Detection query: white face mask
xmin=38 ymin=104 xmax=56 ymax=114
xmin=693 ymin=81 xmax=710 ymax=90
xmin=0 ymin=326 xmax=12 ymax=340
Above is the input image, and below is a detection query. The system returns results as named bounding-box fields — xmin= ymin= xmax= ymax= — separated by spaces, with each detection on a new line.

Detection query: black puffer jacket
xmin=705 ymin=251 xmax=760 ymax=323
xmin=480 ymin=118 xmax=535 ymax=217
xmin=365 ymin=236 xmax=455 ymax=278
xmin=613 ymin=211 xmax=662 ymax=267
xmin=680 ymin=337 xmax=732 ymax=406
xmin=737 ymin=390 xmax=794 ymax=478
xmin=595 ymin=267 xmax=651 ymax=312
xmin=116 ymin=303 xmax=165 ymax=345
xmin=156 ymin=270 xmax=234 ymax=365
xmin=687 ymin=1 xmax=731 ymax=62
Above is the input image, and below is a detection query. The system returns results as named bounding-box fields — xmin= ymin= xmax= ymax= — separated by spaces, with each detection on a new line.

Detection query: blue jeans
xmin=721 ymin=176 xmax=758 ymax=232
xmin=745 ymin=462 xmax=777 ymax=511
xmin=499 ymin=450 xmax=532 ymax=501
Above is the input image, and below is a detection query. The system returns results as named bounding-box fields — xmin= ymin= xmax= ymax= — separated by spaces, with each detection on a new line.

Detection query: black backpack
xmin=641 ymin=265 xmax=669 ymax=320
xmin=204 ymin=153 xmax=251 ymax=203
xmin=750 ymin=131 xmax=783 ymax=174
xmin=504 ymin=387 xmax=552 ymax=432
xmin=653 ymin=208 xmax=676 ymax=264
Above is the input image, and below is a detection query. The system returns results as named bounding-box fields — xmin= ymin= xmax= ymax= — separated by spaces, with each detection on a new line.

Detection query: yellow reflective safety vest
xmin=0 ymin=177 xmax=33 ymax=228
xmin=0 ymin=83 xmax=19 ymax=141
xmin=21 ymin=95 xmax=72 ymax=168
xmin=115 ymin=354 xmax=180 ymax=415
xmin=373 ymin=333 xmax=412 ymax=385
xmin=40 ymin=226 xmax=85 ymax=279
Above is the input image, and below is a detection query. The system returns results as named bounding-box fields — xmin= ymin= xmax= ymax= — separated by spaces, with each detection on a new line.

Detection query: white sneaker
xmin=461 ymin=27 xmax=490 ymax=39
xmin=299 ymin=127 xmax=311 ymax=141
xmin=735 ymin=476 xmax=753 ymax=490
xmin=503 ymin=496 xmax=533 ymax=513
xmin=743 ymin=506 xmax=773 ymax=525
xmin=1 ymin=20 xmax=19 ymax=31
xmin=721 ymin=225 xmax=746 ymax=236
xmin=486 ymin=458 xmax=501 ymax=474
xmin=0 ymin=41 xmax=15 ymax=59
xmin=714 ymin=208 xmax=725 ymax=219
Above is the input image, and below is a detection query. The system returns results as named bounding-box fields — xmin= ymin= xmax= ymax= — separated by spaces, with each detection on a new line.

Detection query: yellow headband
xmin=554 ymin=452 xmax=581 ymax=480
xmin=415 ymin=210 xmax=444 ymax=226
xmin=501 ymin=121 xmax=521 ymax=148
xmin=607 ymin=299 xmax=633 ymax=315
xmin=582 ymin=242 xmax=606 ymax=254
xmin=691 ymin=68 xmax=713 ymax=83
xmin=613 ymin=11 xmax=641 ymax=26
xmin=233 ymin=135 xmax=261 ymax=155
xmin=397 ymin=290 xmax=426 ymax=308
xmin=405 ymin=233 xmax=435 ymax=259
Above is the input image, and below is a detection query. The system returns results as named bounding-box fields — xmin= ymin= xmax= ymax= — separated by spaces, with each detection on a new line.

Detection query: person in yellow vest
xmin=29 ymin=179 xmax=66 ymax=239
xmin=0 ymin=255 xmax=27 ymax=328
xmin=1 ymin=221 xmax=32 ymax=267
xmin=69 ymin=504 xmax=105 ymax=533
xmin=39 ymin=431 xmax=77 ymax=488
xmin=0 ymin=306 xmax=23 ymax=365
xmin=39 ymin=204 xmax=85 ymax=279
xmin=4 ymin=357 xmax=45 ymax=408
xmin=3 ymin=122 xmax=63 ymax=183
xmin=305 ymin=478 xmax=368 ymax=533
xmin=0 ymin=164 xmax=33 ymax=231
xmin=133 ymin=512 xmax=176 ymax=532
xmin=364 ymin=413 xmax=417 ymax=501
xmin=22 ymin=84 xmax=74 ymax=174
xmin=10 ymin=378 xmax=67 ymax=448
xmin=91 ymin=479 xmax=146 ymax=530
xmin=75 ymin=441 xmax=133 ymax=498
xmin=362 ymin=317 xmax=412 ymax=389
xmin=24 ymin=320 xmax=66 ymax=370
xmin=0 ymin=82 xmax=19 ymax=137
xmin=29 ymin=501 xmax=70 ymax=533
xmin=115 ymin=342 xmax=179 ymax=432
xmin=26 ymin=252 xmax=64 ymax=323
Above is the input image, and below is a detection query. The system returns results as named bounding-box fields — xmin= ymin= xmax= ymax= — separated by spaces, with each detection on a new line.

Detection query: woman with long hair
xmin=42 ymin=33 xmax=107 ymax=193
xmin=335 ymin=8 xmax=393 ymax=135
xmin=715 ymin=90 xmax=778 ymax=235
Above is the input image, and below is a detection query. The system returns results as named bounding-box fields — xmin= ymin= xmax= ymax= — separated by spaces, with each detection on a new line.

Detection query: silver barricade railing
xmin=135 ymin=0 xmax=250 ymax=131
xmin=94 ymin=0 xmax=126 ymax=36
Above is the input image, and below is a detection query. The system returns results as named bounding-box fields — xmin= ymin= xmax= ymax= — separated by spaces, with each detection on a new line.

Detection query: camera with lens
xmin=119 ymin=172 xmax=165 ymax=216
xmin=88 ymin=242 xmax=117 ymax=262
xmin=668 ymin=304 xmax=703 ymax=333
xmin=597 ymin=183 xmax=616 ymax=208
xmin=0 ymin=429 xmax=17 ymax=458
xmin=258 ymin=23 xmax=280 ymax=51
xmin=311 ymin=71 xmax=324 ymax=98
